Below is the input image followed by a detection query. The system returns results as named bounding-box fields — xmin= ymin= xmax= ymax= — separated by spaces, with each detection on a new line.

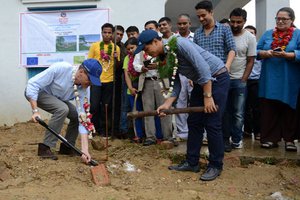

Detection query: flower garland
xmin=72 ymin=67 xmax=95 ymax=139
xmin=157 ymin=37 xmax=178 ymax=98
xmin=271 ymin=27 xmax=294 ymax=50
xmin=127 ymin=54 xmax=140 ymax=79
xmin=99 ymin=41 xmax=113 ymax=72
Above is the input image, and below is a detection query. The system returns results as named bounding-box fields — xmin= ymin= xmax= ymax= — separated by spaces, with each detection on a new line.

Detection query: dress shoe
xmin=200 ymin=167 xmax=222 ymax=181
xmin=143 ymin=139 xmax=156 ymax=146
xmin=38 ymin=143 xmax=58 ymax=160
xmin=168 ymin=160 xmax=200 ymax=173
xmin=58 ymin=143 xmax=78 ymax=156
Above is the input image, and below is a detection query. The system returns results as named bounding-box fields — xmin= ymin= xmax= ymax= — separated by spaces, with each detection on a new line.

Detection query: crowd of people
xmin=25 ymin=0 xmax=300 ymax=182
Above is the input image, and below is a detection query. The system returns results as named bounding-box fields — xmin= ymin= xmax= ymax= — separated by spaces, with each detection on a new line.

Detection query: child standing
xmin=123 ymin=37 xmax=144 ymax=142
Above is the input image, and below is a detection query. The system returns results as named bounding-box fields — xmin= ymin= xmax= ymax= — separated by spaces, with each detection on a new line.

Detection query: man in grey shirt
xmin=135 ymin=30 xmax=230 ymax=181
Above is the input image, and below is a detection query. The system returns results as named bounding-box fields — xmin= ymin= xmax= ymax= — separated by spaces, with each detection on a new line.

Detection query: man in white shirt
xmin=175 ymin=14 xmax=194 ymax=140
xmin=134 ymin=20 xmax=172 ymax=146
xmin=223 ymin=8 xmax=256 ymax=152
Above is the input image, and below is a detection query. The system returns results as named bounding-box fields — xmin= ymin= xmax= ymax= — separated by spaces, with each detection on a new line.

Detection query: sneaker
xmin=202 ymin=130 xmax=208 ymax=145
xmin=232 ymin=141 xmax=243 ymax=149
xmin=177 ymin=133 xmax=188 ymax=140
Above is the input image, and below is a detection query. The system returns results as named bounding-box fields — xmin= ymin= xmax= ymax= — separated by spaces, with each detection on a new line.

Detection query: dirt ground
xmin=0 ymin=121 xmax=300 ymax=200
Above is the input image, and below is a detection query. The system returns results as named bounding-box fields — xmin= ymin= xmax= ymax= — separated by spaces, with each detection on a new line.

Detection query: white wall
xmin=256 ymin=0 xmax=290 ymax=38
xmin=0 ymin=0 xmax=165 ymax=125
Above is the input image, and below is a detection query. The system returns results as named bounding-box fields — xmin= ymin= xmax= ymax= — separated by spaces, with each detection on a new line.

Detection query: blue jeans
xmin=119 ymin=75 xmax=131 ymax=133
xmin=223 ymin=79 xmax=247 ymax=144
xmin=186 ymin=72 xmax=230 ymax=169
xmin=128 ymin=94 xmax=144 ymax=138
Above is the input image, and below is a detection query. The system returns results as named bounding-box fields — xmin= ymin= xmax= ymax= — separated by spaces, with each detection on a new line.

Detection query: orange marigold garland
xmin=271 ymin=27 xmax=294 ymax=50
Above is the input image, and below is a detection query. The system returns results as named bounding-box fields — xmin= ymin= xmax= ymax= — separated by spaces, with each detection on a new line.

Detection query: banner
xmin=20 ymin=8 xmax=109 ymax=67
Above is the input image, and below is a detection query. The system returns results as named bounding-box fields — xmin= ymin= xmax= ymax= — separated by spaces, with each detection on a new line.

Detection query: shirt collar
xmin=200 ymin=21 xmax=219 ymax=32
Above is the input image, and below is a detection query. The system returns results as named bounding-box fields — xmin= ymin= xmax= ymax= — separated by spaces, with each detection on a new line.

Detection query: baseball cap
xmin=82 ymin=59 xmax=102 ymax=86
xmin=135 ymin=29 xmax=159 ymax=54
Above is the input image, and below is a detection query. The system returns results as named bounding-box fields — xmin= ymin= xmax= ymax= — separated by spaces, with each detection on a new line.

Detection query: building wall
xmin=256 ymin=0 xmax=290 ymax=38
xmin=0 ymin=0 xmax=165 ymax=125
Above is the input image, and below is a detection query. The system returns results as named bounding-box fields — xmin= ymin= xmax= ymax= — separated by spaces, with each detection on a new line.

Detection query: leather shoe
xmin=58 ymin=143 xmax=78 ymax=156
xmin=143 ymin=139 xmax=156 ymax=146
xmin=168 ymin=160 xmax=200 ymax=173
xmin=200 ymin=167 xmax=222 ymax=181
xmin=38 ymin=143 xmax=58 ymax=160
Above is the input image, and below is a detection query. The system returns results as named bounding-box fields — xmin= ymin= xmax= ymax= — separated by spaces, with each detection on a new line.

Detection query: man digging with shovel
xmin=135 ymin=30 xmax=230 ymax=181
xmin=25 ymin=59 xmax=102 ymax=164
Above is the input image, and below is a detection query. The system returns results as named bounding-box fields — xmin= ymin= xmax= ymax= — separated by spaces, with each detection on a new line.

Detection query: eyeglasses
xmin=275 ymin=17 xmax=291 ymax=22
xmin=177 ymin=22 xmax=188 ymax=25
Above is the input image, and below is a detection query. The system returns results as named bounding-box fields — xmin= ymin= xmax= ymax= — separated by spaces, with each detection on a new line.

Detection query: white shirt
xmin=230 ymin=30 xmax=257 ymax=79
xmin=133 ymin=51 xmax=158 ymax=78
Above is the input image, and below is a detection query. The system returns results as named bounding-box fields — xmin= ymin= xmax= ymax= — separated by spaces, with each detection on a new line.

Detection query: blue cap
xmin=82 ymin=59 xmax=102 ymax=86
xmin=135 ymin=30 xmax=159 ymax=54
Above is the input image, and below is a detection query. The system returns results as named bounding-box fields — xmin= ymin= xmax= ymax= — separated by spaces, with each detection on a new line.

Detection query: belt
xmin=145 ymin=76 xmax=158 ymax=80
xmin=212 ymin=67 xmax=227 ymax=78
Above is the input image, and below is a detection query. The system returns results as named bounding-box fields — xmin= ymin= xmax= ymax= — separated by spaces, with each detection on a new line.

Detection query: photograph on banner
xmin=20 ymin=8 xmax=108 ymax=68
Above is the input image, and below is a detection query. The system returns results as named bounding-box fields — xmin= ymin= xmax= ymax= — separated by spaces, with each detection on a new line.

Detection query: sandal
xmin=285 ymin=142 xmax=297 ymax=152
xmin=261 ymin=141 xmax=278 ymax=149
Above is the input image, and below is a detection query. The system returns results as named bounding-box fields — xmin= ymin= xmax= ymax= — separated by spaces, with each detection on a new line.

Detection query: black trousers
xmin=90 ymin=82 xmax=113 ymax=135
xmin=244 ymin=79 xmax=260 ymax=135
xmin=260 ymin=98 xmax=296 ymax=143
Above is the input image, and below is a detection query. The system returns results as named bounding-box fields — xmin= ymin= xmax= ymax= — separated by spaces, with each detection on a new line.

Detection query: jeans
xmin=186 ymin=72 xmax=229 ymax=169
xmin=119 ymin=75 xmax=131 ymax=133
xmin=223 ymin=79 xmax=247 ymax=144
xmin=128 ymin=94 xmax=144 ymax=138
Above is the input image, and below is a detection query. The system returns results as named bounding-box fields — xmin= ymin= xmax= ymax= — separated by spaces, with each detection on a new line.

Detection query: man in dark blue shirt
xmin=135 ymin=30 xmax=230 ymax=181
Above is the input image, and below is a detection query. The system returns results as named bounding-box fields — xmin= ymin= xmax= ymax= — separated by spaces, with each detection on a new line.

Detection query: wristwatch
xmin=32 ymin=108 xmax=39 ymax=114
xmin=203 ymin=92 xmax=212 ymax=98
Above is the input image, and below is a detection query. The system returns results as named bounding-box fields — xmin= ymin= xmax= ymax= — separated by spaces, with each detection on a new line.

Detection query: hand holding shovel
xmin=35 ymin=117 xmax=98 ymax=166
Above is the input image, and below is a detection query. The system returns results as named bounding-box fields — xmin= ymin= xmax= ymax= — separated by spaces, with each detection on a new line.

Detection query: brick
xmin=90 ymin=164 xmax=110 ymax=186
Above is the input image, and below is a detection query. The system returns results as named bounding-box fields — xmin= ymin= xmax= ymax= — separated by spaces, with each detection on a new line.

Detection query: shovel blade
xmin=90 ymin=163 xmax=110 ymax=186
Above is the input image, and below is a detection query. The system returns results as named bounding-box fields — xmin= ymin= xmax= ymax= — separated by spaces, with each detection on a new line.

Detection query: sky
xmin=243 ymin=0 xmax=300 ymax=27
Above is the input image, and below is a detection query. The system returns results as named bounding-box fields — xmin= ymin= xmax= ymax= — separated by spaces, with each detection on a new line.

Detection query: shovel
xmin=36 ymin=117 xmax=110 ymax=186
xmin=35 ymin=117 xmax=98 ymax=166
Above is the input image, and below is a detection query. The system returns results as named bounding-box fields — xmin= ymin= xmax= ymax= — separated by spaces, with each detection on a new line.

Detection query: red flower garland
xmin=271 ymin=27 xmax=294 ymax=50
xmin=127 ymin=54 xmax=140 ymax=78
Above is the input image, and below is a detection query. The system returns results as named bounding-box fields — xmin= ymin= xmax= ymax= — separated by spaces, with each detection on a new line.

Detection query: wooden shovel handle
xmin=127 ymin=106 xmax=209 ymax=119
